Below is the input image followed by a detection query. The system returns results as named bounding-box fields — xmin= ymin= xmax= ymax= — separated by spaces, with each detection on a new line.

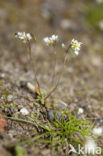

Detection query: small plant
xmin=15 ymin=32 xmax=82 ymax=106
xmin=36 ymin=87 xmax=47 ymax=105
xmin=40 ymin=111 xmax=92 ymax=149
xmin=15 ymin=32 xmax=42 ymax=97
xmin=44 ymin=38 xmax=82 ymax=101
xmin=14 ymin=32 xmax=89 ymax=154
xmin=15 ymin=32 xmax=82 ymax=104
xmin=12 ymin=111 xmax=92 ymax=155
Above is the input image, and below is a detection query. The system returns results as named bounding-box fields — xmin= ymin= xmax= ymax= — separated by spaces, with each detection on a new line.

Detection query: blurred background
xmin=0 ymin=0 xmax=103 ymax=52
xmin=0 ymin=0 xmax=103 ymax=97
xmin=0 ymin=0 xmax=103 ymax=110
xmin=0 ymin=0 xmax=103 ymax=45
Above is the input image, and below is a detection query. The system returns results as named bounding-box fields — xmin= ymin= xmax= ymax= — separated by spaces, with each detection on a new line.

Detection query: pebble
xmin=20 ymin=81 xmax=35 ymax=93
xmin=20 ymin=107 xmax=29 ymax=115
xmin=27 ymin=82 xmax=35 ymax=93
xmin=47 ymin=110 xmax=61 ymax=121
xmin=8 ymin=130 xmax=17 ymax=137
xmin=42 ymin=149 xmax=50 ymax=156
xmin=92 ymin=127 xmax=103 ymax=136
xmin=7 ymin=95 xmax=14 ymax=102
xmin=0 ymin=73 xmax=5 ymax=78
xmin=78 ymin=108 xmax=84 ymax=114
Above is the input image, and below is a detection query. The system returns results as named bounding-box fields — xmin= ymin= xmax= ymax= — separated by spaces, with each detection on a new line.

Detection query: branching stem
xmin=27 ymin=41 xmax=42 ymax=97
xmin=45 ymin=52 xmax=68 ymax=100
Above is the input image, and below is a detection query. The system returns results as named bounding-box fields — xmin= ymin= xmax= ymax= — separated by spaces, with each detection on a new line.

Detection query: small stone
xmin=17 ymin=105 xmax=22 ymax=110
xmin=0 ymin=114 xmax=7 ymax=131
xmin=1 ymin=96 xmax=4 ymax=100
xmin=8 ymin=130 xmax=17 ymax=137
xmin=42 ymin=149 xmax=50 ymax=156
xmin=7 ymin=95 xmax=13 ymax=102
xmin=20 ymin=81 xmax=35 ymax=93
xmin=92 ymin=127 xmax=103 ymax=136
xmin=27 ymin=82 xmax=35 ymax=93
xmin=78 ymin=108 xmax=84 ymax=114
xmin=20 ymin=108 xmax=29 ymax=115
xmin=0 ymin=73 xmax=5 ymax=78
xmin=47 ymin=110 xmax=61 ymax=121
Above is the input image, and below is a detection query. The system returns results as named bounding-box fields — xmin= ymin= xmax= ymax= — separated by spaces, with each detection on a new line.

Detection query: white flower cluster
xmin=71 ymin=39 xmax=82 ymax=55
xmin=43 ymin=34 xmax=58 ymax=46
xmin=15 ymin=32 xmax=32 ymax=43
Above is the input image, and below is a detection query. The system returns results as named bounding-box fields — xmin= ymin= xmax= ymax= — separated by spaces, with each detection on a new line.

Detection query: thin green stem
xmin=4 ymin=116 xmax=37 ymax=127
xmin=4 ymin=116 xmax=47 ymax=131
xmin=17 ymin=132 xmax=49 ymax=145
xmin=27 ymin=41 xmax=42 ymax=97
xmin=51 ymin=47 xmax=57 ymax=84
xmin=45 ymin=52 xmax=68 ymax=100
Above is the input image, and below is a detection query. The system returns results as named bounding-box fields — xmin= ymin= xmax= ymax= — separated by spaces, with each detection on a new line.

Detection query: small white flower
xmin=78 ymin=107 xmax=84 ymax=114
xmin=43 ymin=37 xmax=50 ymax=46
xmin=85 ymin=139 xmax=97 ymax=155
xmin=43 ymin=34 xmax=58 ymax=46
xmin=71 ymin=38 xmax=82 ymax=55
xmin=61 ymin=43 xmax=66 ymax=48
xmin=50 ymin=34 xmax=58 ymax=41
xmin=26 ymin=33 xmax=32 ymax=40
xmin=92 ymin=127 xmax=103 ymax=136
xmin=15 ymin=32 xmax=32 ymax=43
xmin=74 ymin=50 xmax=79 ymax=55
xmin=20 ymin=107 xmax=29 ymax=115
